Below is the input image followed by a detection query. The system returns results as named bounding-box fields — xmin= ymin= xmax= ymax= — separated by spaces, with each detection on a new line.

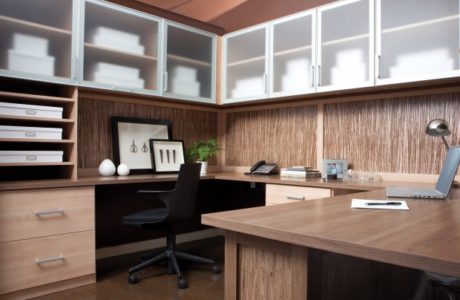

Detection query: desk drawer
xmin=0 ymin=230 xmax=95 ymax=294
xmin=266 ymin=184 xmax=331 ymax=205
xmin=0 ymin=187 xmax=94 ymax=242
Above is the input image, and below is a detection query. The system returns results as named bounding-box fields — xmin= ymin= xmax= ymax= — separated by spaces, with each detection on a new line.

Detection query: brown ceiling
xmin=134 ymin=0 xmax=334 ymax=33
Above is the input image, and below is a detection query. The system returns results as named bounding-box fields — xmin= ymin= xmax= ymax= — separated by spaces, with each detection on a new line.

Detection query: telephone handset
xmin=246 ymin=160 xmax=279 ymax=175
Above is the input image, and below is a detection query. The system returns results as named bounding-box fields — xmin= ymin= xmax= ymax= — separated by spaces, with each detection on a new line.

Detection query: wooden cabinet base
xmin=0 ymin=274 xmax=95 ymax=300
xmin=225 ymin=231 xmax=308 ymax=300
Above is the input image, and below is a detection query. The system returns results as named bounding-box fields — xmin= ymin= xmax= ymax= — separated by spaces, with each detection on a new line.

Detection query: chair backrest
xmin=166 ymin=163 xmax=202 ymax=222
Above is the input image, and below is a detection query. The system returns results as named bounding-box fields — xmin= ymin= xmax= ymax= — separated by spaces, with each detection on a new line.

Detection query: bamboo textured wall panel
xmin=324 ymin=93 xmax=460 ymax=174
xmin=225 ymin=106 xmax=317 ymax=167
xmin=78 ymin=95 xmax=217 ymax=169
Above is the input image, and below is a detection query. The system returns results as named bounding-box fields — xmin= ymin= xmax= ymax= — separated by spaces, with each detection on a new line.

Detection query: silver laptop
xmin=386 ymin=146 xmax=460 ymax=199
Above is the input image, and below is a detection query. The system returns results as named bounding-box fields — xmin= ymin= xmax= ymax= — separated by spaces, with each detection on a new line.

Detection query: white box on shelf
xmin=281 ymin=75 xmax=309 ymax=92
xmin=0 ymin=151 xmax=64 ymax=163
xmin=0 ymin=102 xmax=63 ymax=119
xmin=92 ymin=26 xmax=140 ymax=45
xmin=7 ymin=50 xmax=55 ymax=76
xmin=92 ymin=36 xmax=145 ymax=55
xmin=0 ymin=125 xmax=62 ymax=140
xmin=93 ymin=62 xmax=140 ymax=79
xmin=12 ymin=33 xmax=49 ymax=57
xmin=172 ymin=66 xmax=198 ymax=82
xmin=171 ymin=79 xmax=200 ymax=97
xmin=93 ymin=73 xmax=145 ymax=89
xmin=231 ymin=77 xmax=265 ymax=98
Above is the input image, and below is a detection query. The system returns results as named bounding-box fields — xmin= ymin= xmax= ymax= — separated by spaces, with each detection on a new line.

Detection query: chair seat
xmin=123 ymin=208 xmax=168 ymax=225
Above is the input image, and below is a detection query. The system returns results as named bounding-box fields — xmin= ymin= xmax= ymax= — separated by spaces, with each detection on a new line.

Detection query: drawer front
xmin=0 ymin=230 xmax=95 ymax=294
xmin=0 ymin=187 xmax=94 ymax=242
xmin=266 ymin=184 xmax=331 ymax=205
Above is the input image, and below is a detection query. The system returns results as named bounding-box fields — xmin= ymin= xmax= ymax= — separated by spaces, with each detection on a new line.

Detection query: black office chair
xmin=123 ymin=163 xmax=221 ymax=289
xmin=413 ymin=271 xmax=460 ymax=300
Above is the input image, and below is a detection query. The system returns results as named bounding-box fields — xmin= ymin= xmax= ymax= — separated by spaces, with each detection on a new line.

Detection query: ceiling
xmin=134 ymin=0 xmax=334 ymax=33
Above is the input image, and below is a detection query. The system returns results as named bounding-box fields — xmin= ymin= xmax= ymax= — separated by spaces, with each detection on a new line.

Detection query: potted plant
xmin=187 ymin=138 xmax=219 ymax=174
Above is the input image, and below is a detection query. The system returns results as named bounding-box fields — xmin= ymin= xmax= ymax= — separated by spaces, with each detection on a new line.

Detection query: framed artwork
xmin=112 ymin=117 xmax=172 ymax=174
xmin=149 ymin=139 xmax=185 ymax=173
xmin=322 ymin=159 xmax=347 ymax=179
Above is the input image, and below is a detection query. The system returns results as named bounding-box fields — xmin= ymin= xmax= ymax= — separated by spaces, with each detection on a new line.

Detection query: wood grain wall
xmin=324 ymin=93 xmax=460 ymax=174
xmin=225 ymin=105 xmax=317 ymax=167
xmin=78 ymin=93 xmax=218 ymax=169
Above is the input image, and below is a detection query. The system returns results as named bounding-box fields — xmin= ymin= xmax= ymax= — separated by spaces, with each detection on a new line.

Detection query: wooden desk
xmin=202 ymin=189 xmax=460 ymax=300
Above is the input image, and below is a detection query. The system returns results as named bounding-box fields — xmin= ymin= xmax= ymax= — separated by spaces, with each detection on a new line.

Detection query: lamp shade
xmin=425 ymin=119 xmax=451 ymax=137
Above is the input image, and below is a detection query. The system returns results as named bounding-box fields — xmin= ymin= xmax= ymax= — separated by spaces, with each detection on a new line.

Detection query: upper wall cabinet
xmin=270 ymin=11 xmax=316 ymax=98
xmin=163 ymin=22 xmax=216 ymax=103
xmin=0 ymin=0 xmax=77 ymax=85
xmin=376 ymin=0 xmax=460 ymax=84
xmin=223 ymin=24 xmax=269 ymax=103
xmin=80 ymin=0 xmax=161 ymax=95
xmin=317 ymin=0 xmax=373 ymax=92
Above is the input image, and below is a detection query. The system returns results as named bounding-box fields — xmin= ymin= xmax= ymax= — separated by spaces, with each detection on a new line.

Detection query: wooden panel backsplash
xmin=78 ymin=94 xmax=218 ymax=169
xmin=324 ymin=93 xmax=460 ymax=174
xmin=225 ymin=105 xmax=317 ymax=167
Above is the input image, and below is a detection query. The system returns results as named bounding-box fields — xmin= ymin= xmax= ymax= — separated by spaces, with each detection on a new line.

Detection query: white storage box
xmin=93 ymin=27 xmax=140 ymax=44
xmin=0 ymin=151 xmax=63 ymax=163
xmin=0 ymin=125 xmax=62 ymax=140
xmin=171 ymin=80 xmax=200 ymax=97
xmin=93 ymin=36 xmax=145 ymax=55
xmin=8 ymin=50 xmax=55 ymax=76
xmin=172 ymin=66 xmax=198 ymax=82
xmin=93 ymin=62 xmax=141 ymax=79
xmin=0 ymin=102 xmax=63 ymax=119
xmin=93 ymin=73 xmax=145 ymax=89
xmin=12 ymin=33 xmax=49 ymax=57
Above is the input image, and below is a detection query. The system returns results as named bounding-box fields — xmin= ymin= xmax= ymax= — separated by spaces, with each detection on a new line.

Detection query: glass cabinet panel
xmin=318 ymin=0 xmax=372 ymax=90
xmin=271 ymin=12 xmax=315 ymax=96
xmin=378 ymin=0 xmax=459 ymax=81
xmin=224 ymin=25 xmax=268 ymax=101
xmin=0 ymin=0 xmax=75 ymax=82
xmin=82 ymin=0 xmax=160 ymax=92
xmin=164 ymin=24 xmax=215 ymax=101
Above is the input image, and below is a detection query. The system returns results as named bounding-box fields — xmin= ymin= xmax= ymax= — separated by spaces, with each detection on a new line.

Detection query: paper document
xmin=351 ymin=199 xmax=409 ymax=211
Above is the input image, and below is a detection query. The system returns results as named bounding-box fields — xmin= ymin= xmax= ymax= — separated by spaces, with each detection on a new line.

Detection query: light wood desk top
xmin=202 ymin=189 xmax=460 ymax=277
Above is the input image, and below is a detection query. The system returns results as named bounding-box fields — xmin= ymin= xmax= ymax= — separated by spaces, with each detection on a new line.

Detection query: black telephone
xmin=246 ymin=160 xmax=279 ymax=175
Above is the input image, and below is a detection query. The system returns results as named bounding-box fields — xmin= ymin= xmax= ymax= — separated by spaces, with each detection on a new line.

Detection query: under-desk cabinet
xmin=0 ymin=186 xmax=95 ymax=298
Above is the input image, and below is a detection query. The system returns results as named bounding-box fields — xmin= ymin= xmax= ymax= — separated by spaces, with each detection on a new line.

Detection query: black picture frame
xmin=149 ymin=139 xmax=185 ymax=173
xmin=112 ymin=116 xmax=172 ymax=174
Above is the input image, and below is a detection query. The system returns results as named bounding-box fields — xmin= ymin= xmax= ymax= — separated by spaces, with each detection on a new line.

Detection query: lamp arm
xmin=441 ymin=136 xmax=450 ymax=150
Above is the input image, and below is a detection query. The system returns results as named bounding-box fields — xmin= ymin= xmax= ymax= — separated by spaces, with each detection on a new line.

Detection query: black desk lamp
xmin=425 ymin=119 xmax=451 ymax=150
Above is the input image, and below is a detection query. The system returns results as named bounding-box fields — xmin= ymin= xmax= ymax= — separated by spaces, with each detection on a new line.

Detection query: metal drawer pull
xmin=286 ymin=195 xmax=305 ymax=201
xmin=25 ymin=109 xmax=37 ymax=115
xmin=35 ymin=254 xmax=65 ymax=265
xmin=25 ymin=131 xmax=37 ymax=137
xmin=26 ymin=155 xmax=37 ymax=161
xmin=34 ymin=208 xmax=65 ymax=217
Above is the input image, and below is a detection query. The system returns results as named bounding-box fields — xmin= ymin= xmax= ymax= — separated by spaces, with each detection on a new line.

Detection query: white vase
xmin=98 ymin=159 xmax=116 ymax=176
xmin=117 ymin=163 xmax=130 ymax=176
xmin=199 ymin=161 xmax=208 ymax=174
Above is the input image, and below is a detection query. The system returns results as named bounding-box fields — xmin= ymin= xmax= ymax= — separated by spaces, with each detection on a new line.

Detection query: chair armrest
xmin=138 ymin=189 xmax=174 ymax=194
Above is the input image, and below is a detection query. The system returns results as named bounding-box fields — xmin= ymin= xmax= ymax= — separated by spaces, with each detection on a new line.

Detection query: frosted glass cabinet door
xmin=81 ymin=0 xmax=161 ymax=93
xmin=271 ymin=11 xmax=316 ymax=97
xmin=0 ymin=0 xmax=76 ymax=84
xmin=377 ymin=0 xmax=460 ymax=83
xmin=317 ymin=0 xmax=373 ymax=91
xmin=164 ymin=23 xmax=215 ymax=102
xmin=223 ymin=25 xmax=269 ymax=102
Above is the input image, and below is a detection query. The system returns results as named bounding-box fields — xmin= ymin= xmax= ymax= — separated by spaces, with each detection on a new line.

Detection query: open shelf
xmin=0 ymin=115 xmax=74 ymax=124
xmin=85 ymin=43 xmax=157 ymax=63
xmin=0 ymin=162 xmax=74 ymax=167
xmin=382 ymin=14 xmax=459 ymax=35
xmin=0 ymin=15 xmax=72 ymax=37
xmin=0 ymin=91 xmax=74 ymax=105
xmin=0 ymin=138 xmax=74 ymax=143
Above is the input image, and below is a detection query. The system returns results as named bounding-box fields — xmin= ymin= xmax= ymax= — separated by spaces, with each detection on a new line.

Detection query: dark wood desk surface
xmin=202 ymin=189 xmax=460 ymax=277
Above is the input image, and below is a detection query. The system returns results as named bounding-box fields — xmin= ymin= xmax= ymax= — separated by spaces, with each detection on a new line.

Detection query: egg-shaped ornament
xmin=98 ymin=159 xmax=116 ymax=176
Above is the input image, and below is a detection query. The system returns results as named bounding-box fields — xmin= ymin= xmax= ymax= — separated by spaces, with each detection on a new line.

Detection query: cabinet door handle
xmin=25 ymin=131 xmax=37 ymax=137
xmin=25 ymin=109 xmax=37 ymax=115
xmin=34 ymin=208 xmax=65 ymax=217
xmin=163 ymin=72 xmax=168 ymax=92
xmin=263 ymin=73 xmax=268 ymax=94
xmin=285 ymin=195 xmax=305 ymax=201
xmin=35 ymin=254 xmax=65 ymax=265
xmin=26 ymin=155 xmax=37 ymax=161
xmin=377 ymin=54 xmax=381 ymax=79
xmin=311 ymin=65 xmax=315 ymax=87
xmin=317 ymin=65 xmax=321 ymax=87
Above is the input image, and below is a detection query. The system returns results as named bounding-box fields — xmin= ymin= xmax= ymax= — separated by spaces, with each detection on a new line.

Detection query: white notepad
xmin=351 ymin=199 xmax=409 ymax=210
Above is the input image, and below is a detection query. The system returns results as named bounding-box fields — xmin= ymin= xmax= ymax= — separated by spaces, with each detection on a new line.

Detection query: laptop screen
xmin=435 ymin=146 xmax=460 ymax=195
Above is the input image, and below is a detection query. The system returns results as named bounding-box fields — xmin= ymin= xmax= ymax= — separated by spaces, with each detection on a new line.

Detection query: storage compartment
xmin=0 ymin=150 xmax=63 ymax=163
xmin=0 ymin=125 xmax=62 ymax=140
xmin=7 ymin=50 xmax=55 ymax=76
xmin=0 ymin=101 xmax=63 ymax=119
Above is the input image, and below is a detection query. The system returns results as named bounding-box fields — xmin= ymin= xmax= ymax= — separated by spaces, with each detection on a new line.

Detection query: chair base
xmin=413 ymin=271 xmax=460 ymax=300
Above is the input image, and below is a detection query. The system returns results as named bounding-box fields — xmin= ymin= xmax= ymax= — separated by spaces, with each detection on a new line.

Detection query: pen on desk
xmin=365 ymin=202 xmax=401 ymax=206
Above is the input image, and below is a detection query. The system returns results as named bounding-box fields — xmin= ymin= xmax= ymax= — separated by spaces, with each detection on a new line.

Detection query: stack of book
xmin=280 ymin=166 xmax=321 ymax=178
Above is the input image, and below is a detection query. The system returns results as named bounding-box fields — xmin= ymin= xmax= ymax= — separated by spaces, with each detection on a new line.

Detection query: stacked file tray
xmin=0 ymin=151 xmax=63 ymax=163
xmin=7 ymin=33 xmax=55 ymax=76
xmin=90 ymin=26 xmax=144 ymax=55
xmin=0 ymin=125 xmax=62 ymax=140
xmin=0 ymin=102 xmax=63 ymax=119
xmin=280 ymin=166 xmax=322 ymax=178
xmin=171 ymin=66 xmax=200 ymax=97
xmin=91 ymin=62 xmax=144 ymax=89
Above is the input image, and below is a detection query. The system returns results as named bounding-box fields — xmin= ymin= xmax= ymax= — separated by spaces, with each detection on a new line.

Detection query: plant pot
xmin=198 ymin=161 xmax=208 ymax=174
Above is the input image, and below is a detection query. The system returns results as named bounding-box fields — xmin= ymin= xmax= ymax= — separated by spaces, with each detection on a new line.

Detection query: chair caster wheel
xmin=128 ymin=274 xmax=139 ymax=284
xmin=212 ymin=265 xmax=221 ymax=274
xmin=178 ymin=278 xmax=188 ymax=289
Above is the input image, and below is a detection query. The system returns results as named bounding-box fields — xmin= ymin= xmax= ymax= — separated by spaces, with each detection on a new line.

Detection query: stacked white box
xmin=231 ymin=77 xmax=265 ymax=98
xmin=8 ymin=33 xmax=55 ymax=76
xmin=91 ymin=26 xmax=144 ymax=55
xmin=91 ymin=62 xmax=144 ymax=89
xmin=0 ymin=151 xmax=63 ymax=163
xmin=0 ymin=125 xmax=62 ymax=140
xmin=281 ymin=58 xmax=310 ymax=92
xmin=171 ymin=66 xmax=200 ymax=97
xmin=331 ymin=48 xmax=366 ymax=85
xmin=0 ymin=102 xmax=63 ymax=119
